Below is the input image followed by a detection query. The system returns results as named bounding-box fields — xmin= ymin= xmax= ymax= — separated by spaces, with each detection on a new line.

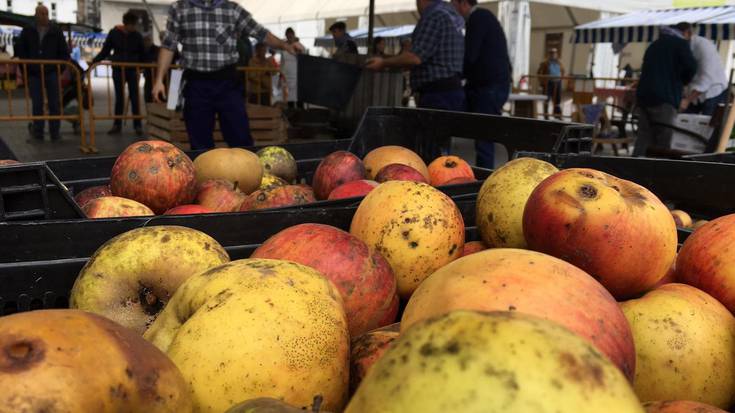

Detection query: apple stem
xmin=445 ymin=160 xmax=457 ymax=168
xmin=312 ymin=395 xmax=323 ymax=412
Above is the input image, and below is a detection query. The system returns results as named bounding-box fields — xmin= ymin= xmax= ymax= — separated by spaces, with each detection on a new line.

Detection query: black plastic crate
xmin=348 ymin=107 xmax=593 ymax=161
xmin=0 ymin=162 xmax=84 ymax=221
xmin=0 ymin=200 xmax=478 ymax=315
xmin=683 ymin=152 xmax=735 ymax=164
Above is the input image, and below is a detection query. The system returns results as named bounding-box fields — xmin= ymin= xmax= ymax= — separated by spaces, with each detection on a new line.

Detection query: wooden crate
xmin=146 ymin=103 xmax=287 ymax=147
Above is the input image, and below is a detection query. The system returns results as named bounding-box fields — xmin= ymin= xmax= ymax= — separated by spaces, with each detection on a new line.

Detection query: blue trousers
xmin=686 ymin=89 xmax=729 ymax=116
xmin=417 ymin=88 xmax=466 ymax=111
xmin=29 ymin=72 xmax=60 ymax=138
xmin=466 ymin=85 xmax=509 ymax=169
xmin=183 ymin=78 xmax=253 ymax=150
xmin=417 ymin=89 xmax=466 ymax=156
xmin=112 ymin=67 xmax=141 ymax=128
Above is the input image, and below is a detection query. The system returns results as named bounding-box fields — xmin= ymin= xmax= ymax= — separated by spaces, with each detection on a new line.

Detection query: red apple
xmin=461 ymin=241 xmax=487 ymax=257
xmin=196 ymin=179 xmax=247 ymax=212
xmin=374 ymin=163 xmax=428 ymax=183
xmin=428 ymin=155 xmax=475 ymax=186
xmin=312 ymin=151 xmax=366 ymax=200
xmin=676 ymin=214 xmax=735 ymax=313
xmin=327 ymin=180 xmax=379 ymax=200
xmin=110 ymin=141 xmax=197 ymax=214
xmin=443 ymin=176 xmax=477 ymax=185
xmin=523 ymin=168 xmax=678 ymax=299
xmin=82 ymin=196 xmax=154 ymax=219
xmin=74 ymin=185 xmax=112 ymax=208
xmin=252 ymin=223 xmax=398 ymax=336
xmin=349 ymin=323 xmax=400 ymax=394
xmin=163 ymin=205 xmax=213 ymax=215
xmin=402 ymin=248 xmax=636 ymax=381
xmin=240 ymin=185 xmax=317 ymax=211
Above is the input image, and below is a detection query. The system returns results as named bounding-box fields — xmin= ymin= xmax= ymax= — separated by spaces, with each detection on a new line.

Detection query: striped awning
xmin=574 ymin=6 xmax=735 ymax=43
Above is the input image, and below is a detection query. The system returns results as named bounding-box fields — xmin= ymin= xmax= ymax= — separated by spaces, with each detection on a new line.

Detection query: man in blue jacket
xmin=634 ymin=25 xmax=697 ymax=156
xmin=15 ymin=4 xmax=69 ymax=142
xmin=452 ymin=0 xmax=510 ymax=168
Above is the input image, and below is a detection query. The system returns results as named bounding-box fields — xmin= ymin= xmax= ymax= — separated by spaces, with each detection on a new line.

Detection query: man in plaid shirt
xmin=152 ymin=0 xmax=294 ymax=149
xmin=366 ymin=0 xmax=465 ymax=112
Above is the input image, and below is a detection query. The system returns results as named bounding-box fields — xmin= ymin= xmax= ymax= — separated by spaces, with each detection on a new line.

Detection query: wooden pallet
xmin=146 ymin=103 xmax=287 ymax=148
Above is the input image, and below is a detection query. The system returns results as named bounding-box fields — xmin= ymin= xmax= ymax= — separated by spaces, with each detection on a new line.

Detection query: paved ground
xmin=0 ymin=77 xmax=143 ymax=162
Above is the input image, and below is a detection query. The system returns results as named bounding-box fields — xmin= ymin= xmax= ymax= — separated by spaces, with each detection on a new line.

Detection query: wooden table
xmin=508 ymin=93 xmax=548 ymax=118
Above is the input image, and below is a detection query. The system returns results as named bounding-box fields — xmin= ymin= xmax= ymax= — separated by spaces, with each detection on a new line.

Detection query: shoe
xmin=134 ymin=127 xmax=144 ymax=137
xmin=107 ymin=126 xmax=122 ymax=135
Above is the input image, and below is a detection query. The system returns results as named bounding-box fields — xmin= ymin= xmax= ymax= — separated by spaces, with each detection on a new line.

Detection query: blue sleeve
xmin=411 ymin=15 xmax=438 ymax=62
xmin=465 ymin=12 xmax=490 ymax=66
xmin=93 ymin=30 xmax=113 ymax=63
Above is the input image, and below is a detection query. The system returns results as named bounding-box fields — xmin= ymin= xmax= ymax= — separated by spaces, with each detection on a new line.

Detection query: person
xmin=152 ymin=0 xmax=295 ymax=150
xmin=142 ymin=32 xmax=159 ymax=103
xmin=537 ymin=48 xmax=564 ymax=119
xmin=366 ymin=0 xmax=465 ymax=113
xmin=399 ymin=38 xmax=413 ymax=106
xmin=15 ymin=4 xmax=69 ymax=142
xmin=92 ymin=11 xmax=145 ymax=136
xmin=677 ymin=23 xmax=729 ymax=116
xmin=634 ymin=24 xmax=697 ymax=157
xmin=248 ymin=43 xmax=277 ymax=106
xmin=329 ymin=21 xmax=358 ymax=57
xmin=281 ymin=27 xmax=305 ymax=109
xmin=452 ymin=0 xmax=510 ymax=168
xmin=372 ymin=36 xmax=387 ymax=57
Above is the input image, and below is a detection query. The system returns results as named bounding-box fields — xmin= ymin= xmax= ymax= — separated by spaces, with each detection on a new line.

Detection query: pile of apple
xmin=4 ymin=153 xmax=735 ymax=413
xmin=73 ymin=141 xmax=478 ymax=219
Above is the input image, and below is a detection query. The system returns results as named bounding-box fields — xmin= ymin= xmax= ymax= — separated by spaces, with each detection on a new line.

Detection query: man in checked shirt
xmin=366 ymin=0 xmax=465 ymax=113
xmin=152 ymin=0 xmax=295 ymax=149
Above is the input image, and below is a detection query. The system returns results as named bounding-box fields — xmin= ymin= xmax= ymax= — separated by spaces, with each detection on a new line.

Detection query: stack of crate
xmin=146 ymin=103 xmax=287 ymax=148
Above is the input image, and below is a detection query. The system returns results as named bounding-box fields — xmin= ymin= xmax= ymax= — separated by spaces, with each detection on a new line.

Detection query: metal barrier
xmin=0 ymin=59 xmax=86 ymax=150
xmin=84 ymin=61 xmax=279 ymax=153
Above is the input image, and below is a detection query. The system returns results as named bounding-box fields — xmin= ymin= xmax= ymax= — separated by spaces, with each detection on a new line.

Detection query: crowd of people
xmin=8 ymin=0 xmax=731 ymax=160
xmin=635 ymin=22 xmax=728 ymax=156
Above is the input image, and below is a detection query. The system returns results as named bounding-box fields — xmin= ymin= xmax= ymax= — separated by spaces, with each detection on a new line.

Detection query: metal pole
xmin=367 ymin=0 xmax=375 ymax=54
xmin=141 ymin=0 xmax=162 ymax=36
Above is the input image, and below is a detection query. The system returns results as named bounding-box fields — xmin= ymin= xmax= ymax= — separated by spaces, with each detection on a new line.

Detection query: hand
xmin=283 ymin=43 xmax=297 ymax=55
xmin=152 ymin=81 xmax=167 ymax=103
xmin=679 ymin=98 xmax=690 ymax=112
xmin=365 ymin=57 xmax=385 ymax=71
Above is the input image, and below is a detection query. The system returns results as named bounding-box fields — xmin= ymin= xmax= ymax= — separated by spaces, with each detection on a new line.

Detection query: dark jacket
xmin=464 ymin=8 xmax=511 ymax=89
xmin=637 ymin=34 xmax=698 ymax=109
xmin=15 ymin=23 xmax=69 ymax=74
xmin=93 ymin=26 xmax=145 ymax=64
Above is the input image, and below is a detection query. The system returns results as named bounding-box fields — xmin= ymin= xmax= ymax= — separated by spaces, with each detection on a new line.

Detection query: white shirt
xmin=689 ymin=35 xmax=728 ymax=102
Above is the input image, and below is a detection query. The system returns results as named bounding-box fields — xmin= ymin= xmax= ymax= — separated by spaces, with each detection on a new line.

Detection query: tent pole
xmin=141 ymin=0 xmax=162 ymax=37
xmin=367 ymin=0 xmax=375 ymax=54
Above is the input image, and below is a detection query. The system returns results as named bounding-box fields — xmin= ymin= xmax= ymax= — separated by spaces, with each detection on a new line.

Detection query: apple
xmin=523 ymin=168 xmax=678 ymax=299
xmin=195 ymin=179 xmax=247 ymax=212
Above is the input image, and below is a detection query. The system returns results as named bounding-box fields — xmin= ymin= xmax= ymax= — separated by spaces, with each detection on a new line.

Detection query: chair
xmin=572 ymin=92 xmax=634 ymax=156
